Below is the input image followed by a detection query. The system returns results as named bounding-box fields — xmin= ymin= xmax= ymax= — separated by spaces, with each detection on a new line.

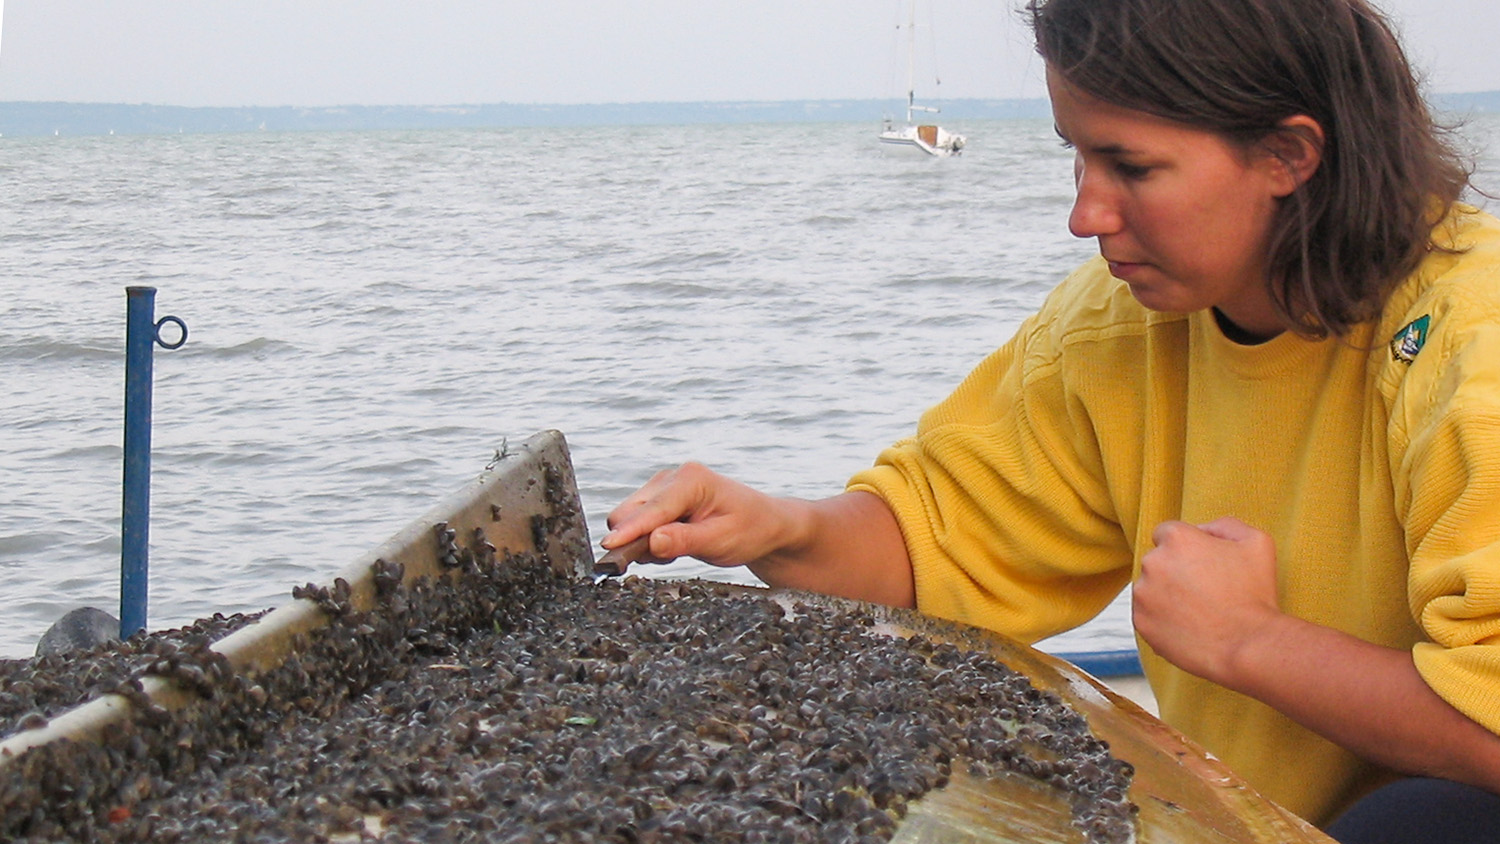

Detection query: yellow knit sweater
xmin=848 ymin=205 xmax=1500 ymax=825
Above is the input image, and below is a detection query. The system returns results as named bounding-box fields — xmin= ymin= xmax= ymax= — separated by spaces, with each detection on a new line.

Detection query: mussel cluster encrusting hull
xmin=0 ymin=545 xmax=1136 ymax=843
xmin=0 ymin=611 xmax=264 ymax=736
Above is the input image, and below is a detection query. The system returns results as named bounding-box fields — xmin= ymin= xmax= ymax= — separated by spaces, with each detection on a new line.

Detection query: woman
xmin=603 ymin=0 xmax=1500 ymax=839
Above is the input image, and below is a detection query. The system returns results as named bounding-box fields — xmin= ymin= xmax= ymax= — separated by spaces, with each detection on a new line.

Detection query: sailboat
xmin=878 ymin=0 xmax=966 ymax=157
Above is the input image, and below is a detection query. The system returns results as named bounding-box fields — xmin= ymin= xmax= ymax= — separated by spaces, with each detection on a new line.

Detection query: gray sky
xmin=1 ymin=0 xmax=1497 ymax=108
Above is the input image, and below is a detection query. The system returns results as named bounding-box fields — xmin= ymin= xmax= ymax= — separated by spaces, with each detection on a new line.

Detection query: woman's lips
xmin=1107 ymin=260 xmax=1149 ymax=281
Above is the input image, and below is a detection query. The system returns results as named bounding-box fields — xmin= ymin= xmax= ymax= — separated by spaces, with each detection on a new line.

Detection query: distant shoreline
xmin=0 ymin=99 xmax=1047 ymax=138
xmin=3 ymin=93 xmax=1498 ymax=138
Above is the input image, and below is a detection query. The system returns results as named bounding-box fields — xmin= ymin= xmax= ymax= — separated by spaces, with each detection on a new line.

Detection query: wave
xmin=0 ymin=337 xmax=117 ymax=362
xmin=631 ymin=250 xmax=739 ymax=272
xmin=802 ymin=214 xmax=858 ymax=228
xmin=0 ymin=531 xmax=61 ymax=558
xmin=190 ymin=337 xmax=300 ymax=359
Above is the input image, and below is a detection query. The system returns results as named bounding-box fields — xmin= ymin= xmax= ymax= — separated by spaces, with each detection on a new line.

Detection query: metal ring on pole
xmin=155 ymin=315 xmax=188 ymax=350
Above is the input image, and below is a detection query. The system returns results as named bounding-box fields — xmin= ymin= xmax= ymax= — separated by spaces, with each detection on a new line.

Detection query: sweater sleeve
xmin=1394 ymin=258 xmax=1500 ymax=735
xmin=847 ymin=282 xmax=1135 ymax=644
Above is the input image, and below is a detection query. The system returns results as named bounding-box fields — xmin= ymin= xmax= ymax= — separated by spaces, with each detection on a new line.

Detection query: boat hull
xmin=1053 ymin=648 xmax=1158 ymax=716
xmin=879 ymin=123 xmax=966 ymax=157
xmin=1 ymin=431 xmax=1326 ymax=842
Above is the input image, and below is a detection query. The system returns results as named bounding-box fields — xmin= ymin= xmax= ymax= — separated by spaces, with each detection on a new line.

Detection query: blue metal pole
xmin=120 ymin=287 xmax=187 ymax=640
xmin=120 ymin=287 xmax=157 ymax=639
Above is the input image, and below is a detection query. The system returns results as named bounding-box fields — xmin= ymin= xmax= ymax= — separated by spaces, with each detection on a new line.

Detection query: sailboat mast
xmin=905 ymin=0 xmax=917 ymax=124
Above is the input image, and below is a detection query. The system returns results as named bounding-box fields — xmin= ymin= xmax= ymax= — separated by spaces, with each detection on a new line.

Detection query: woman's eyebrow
xmin=1050 ymin=124 xmax=1128 ymax=155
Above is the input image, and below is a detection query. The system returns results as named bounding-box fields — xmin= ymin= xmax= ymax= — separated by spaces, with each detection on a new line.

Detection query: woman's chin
xmin=1120 ymin=282 xmax=1190 ymax=315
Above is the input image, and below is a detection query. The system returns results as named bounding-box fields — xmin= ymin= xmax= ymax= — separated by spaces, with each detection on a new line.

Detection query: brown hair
xmin=1028 ymin=0 xmax=1473 ymax=337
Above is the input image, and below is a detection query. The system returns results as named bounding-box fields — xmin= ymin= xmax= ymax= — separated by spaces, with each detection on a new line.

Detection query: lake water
xmin=2 ymin=115 xmax=1496 ymax=660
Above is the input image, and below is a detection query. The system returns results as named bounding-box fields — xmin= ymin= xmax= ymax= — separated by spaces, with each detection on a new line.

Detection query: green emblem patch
xmin=1389 ymin=314 xmax=1430 ymax=364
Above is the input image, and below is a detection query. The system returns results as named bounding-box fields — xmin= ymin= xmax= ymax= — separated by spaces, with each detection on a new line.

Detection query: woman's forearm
xmin=748 ymin=491 xmax=916 ymax=608
xmin=1224 ymin=615 xmax=1500 ymax=791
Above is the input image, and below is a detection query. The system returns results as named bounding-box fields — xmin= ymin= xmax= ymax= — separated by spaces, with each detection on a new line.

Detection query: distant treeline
xmin=2 ymin=93 xmax=1498 ymax=138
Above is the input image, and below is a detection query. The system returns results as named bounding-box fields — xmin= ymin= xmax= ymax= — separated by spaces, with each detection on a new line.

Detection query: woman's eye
xmin=1115 ymin=162 xmax=1152 ymax=180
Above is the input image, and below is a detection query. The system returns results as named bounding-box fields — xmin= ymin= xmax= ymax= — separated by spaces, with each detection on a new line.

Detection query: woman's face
xmin=1047 ymin=67 xmax=1293 ymax=339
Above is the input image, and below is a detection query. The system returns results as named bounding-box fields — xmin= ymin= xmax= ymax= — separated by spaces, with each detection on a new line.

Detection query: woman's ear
xmin=1260 ymin=114 xmax=1325 ymax=197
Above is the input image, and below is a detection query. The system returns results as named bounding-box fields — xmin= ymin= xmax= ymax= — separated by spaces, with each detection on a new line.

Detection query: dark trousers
xmin=1326 ymin=778 xmax=1500 ymax=844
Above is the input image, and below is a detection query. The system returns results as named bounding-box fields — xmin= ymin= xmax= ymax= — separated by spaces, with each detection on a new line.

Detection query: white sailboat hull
xmin=878 ymin=122 xmax=966 ymax=157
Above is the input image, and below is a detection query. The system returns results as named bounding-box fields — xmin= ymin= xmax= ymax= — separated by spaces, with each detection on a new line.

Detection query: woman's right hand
xmin=601 ymin=462 xmax=801 ymax=569
xmin=602 ymin=463 xmax=916 ymax=607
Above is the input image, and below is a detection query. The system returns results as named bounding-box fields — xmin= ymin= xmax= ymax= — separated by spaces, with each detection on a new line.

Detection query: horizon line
xmin=2 ymin=87 xmax=1498 ymax=111
xmin=5 ymin=94 xmax=1495 ymax=139
xmin=1 ymin=95 xmax=1053 ymax=110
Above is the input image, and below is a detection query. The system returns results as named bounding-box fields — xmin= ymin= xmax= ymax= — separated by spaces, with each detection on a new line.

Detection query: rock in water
xmin=35 ymin=607 xmax=120 ymax=657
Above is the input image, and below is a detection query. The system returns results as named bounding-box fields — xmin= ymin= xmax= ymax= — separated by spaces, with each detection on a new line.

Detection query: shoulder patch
xmin=1389 ymin=315 xmax=1431 ymax=364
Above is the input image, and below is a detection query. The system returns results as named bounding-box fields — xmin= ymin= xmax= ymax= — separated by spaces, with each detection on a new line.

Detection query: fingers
xmin=1152 ymin=517 xmax=1272 ymax=560
xmin=602 ymin=462 xmax=757 ymax=571
xmin=1141 ymin=518 xmax=1262 ymax=589
xmin=596 ymin=465 xmax=706 ymax=576
xmin=605 ymin=466 xmax=683 ymax=533
xmin=1195 ymin=516 xmax=1253 ymax=540
xmin=643 ymin=518 xmax=710 ymax=563
xmin=1149 ymin=516 xmax=1256 ymax=549
xmin=602 ymin=462 xmax=713 ymax=551
xmin=1148 ymin=519 xmax=1195 ymax=548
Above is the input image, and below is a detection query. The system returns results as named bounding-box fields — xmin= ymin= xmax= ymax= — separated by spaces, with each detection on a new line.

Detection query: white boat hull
xmin=878 ymin=123 xmax=966 ymax=157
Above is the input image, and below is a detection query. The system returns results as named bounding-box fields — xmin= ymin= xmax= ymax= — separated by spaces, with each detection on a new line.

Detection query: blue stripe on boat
xmin=1052 ymin=649 xmax=1143 ymax=678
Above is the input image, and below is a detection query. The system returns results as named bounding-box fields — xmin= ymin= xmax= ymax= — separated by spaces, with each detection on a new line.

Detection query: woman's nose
xmin=1068 ymin=160 xmax=1123 ymax=239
